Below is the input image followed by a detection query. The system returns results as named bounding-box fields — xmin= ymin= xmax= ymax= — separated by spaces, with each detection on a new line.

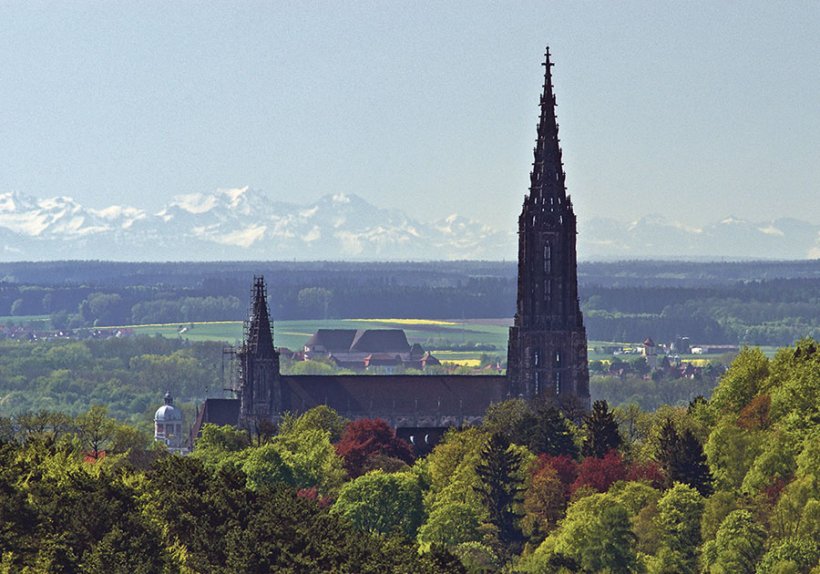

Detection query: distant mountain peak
xmin=0 ymin=188 xmax=816 ymax=261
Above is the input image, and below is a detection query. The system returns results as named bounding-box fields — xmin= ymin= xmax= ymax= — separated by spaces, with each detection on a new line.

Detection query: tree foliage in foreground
xmin=0 ymin=339 xmax=817 ymax=573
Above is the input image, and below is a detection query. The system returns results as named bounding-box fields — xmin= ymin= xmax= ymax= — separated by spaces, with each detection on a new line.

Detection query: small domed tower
xmin=154 ymin=391 xmax=186 ymax=452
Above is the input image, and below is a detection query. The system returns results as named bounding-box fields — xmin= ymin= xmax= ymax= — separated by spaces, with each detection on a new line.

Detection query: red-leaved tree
xmin=534 ymin=454 xmax=579 ymax=500
xmin=570 ymin=450 xmax=627 ymax=495
xmin=335 ymin=418 xmax=415 ymax=477
xmin=626 ymin=460 xmax=666 ymax=489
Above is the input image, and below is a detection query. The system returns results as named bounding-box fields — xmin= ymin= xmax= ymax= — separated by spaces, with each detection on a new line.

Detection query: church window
xmin=534 ymin=350 xmax=540 ymax=366
xmin=535 ymin=371 xmax=540 ymax=395
xmin=555 ymin=351 xmax=561 ymax=365
xmin=554 ymin=372 xmax=561 ymax=395
xmin=544 ymin=243 xmax=551 ymax=273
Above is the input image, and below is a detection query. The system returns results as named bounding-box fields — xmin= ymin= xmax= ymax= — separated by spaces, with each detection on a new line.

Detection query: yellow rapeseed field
xmin=344 ymin=318 xmax=459 ymax=326
xmin=441 ymin=359 xmax=482 ymax=367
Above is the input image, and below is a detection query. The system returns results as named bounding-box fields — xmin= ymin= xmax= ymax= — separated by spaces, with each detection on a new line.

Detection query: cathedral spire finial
xmin=530 ymin=45 xmax=565 ymax=202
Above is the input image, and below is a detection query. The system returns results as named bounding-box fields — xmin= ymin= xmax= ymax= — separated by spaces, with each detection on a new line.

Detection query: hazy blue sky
xmin=1 ymin=2 xmax=818 ymax=228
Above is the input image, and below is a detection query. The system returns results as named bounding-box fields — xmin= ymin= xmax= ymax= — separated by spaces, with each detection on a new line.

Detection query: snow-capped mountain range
xmin=0 ymin=188 xmax=513 ymax=261
xmin=0 ymin=188 xmax=817 ymax=261
xmin=581 ymin=214 xmax=820 ymax=260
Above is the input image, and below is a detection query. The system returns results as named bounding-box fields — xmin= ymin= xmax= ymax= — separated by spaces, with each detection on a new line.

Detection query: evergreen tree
xmin=671 ymin=429 xmax=713 ymax=496
xmin=656 ymin=420 xmax=713 ymax=496
xmin=529 ymin=406 xmax=579 ymax=458
xmin=474 ymin=433 xmax=524 ymax=550
xmin=582 ymin=400 xmax=622 ymax=458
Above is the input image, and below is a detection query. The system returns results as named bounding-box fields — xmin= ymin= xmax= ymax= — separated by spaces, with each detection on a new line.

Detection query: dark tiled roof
xmin=305 ymin=329 xmax=357 ymax=352
xmin=350 ymin=329 xmax=410 ymax=353
xmin=190 ymin=398 xmax=241 ymax=445
xmin=280 ymin=374 xmax=508 ymax=418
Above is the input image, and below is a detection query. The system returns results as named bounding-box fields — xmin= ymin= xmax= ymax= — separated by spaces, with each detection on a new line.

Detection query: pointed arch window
xmin=544 ymin=243 xmax=551 ymax=273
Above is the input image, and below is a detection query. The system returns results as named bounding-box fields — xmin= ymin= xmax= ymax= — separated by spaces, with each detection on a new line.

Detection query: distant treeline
xmin=1 ymin=260 xmax=818 ymax=345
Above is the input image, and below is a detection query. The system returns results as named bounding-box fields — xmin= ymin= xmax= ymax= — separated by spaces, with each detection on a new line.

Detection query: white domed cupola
xmin=154 ymin=391 xmax=185 ymax=451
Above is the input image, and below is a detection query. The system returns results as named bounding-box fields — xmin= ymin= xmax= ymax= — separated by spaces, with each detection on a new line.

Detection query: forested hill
xmin=1 ymin=260 xmax=818 ymax=346
xmin=0 ymin=339 xmax=817 ymax=572
xmin=2 ymin=259 xmax=818 ymax=288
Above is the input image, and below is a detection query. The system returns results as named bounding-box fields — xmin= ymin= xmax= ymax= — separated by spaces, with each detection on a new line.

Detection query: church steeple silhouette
xmin=506 ymin=47 xmax=590 ymax=409
xmin=238 ymin=276 xmax=281 ymax=423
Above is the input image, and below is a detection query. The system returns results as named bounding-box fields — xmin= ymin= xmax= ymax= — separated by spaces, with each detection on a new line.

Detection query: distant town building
xmin=690 ymin=344 xmax=739 ymax=355
xmin=643 ymin=337 xmax=658 ymax=370
xmin=191 ymin=47 xmax=591 ymax=447
xmin=671 ymin=336 xmax=691 ymax=354
xmin=154 ymin=392 xmax=187 ymax=453
xmin=303 ymin=328 xmax=439 ymax=371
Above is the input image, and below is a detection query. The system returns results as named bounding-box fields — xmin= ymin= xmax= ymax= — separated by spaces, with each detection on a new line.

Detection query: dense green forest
xmin=1 ymin=260 xmax=818 ymax=346
xmin=0 ymin=338 xmax=817 ymax=572
xmin=0 ymin=337 xmax=223 ymax=431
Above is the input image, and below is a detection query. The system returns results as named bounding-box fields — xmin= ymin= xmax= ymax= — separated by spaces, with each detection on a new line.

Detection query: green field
xmin=112 ymin=319 xmax=762 ymax=363
xmin=7 ymin=314 xmax=761 ymax=363
xmin=117 ymin=318 xmax=511 ymax=356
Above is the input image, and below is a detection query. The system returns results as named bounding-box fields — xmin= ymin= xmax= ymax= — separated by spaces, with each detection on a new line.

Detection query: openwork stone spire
xmin=238 ymin=276 xmax=281 ymax=423
xmin=247 ymin=276 xmax=276 ymax=358
xmin=506 ymin=47 xmax=590 ymax=410
xmin=530 ymin=46 xmax=567 ymax=203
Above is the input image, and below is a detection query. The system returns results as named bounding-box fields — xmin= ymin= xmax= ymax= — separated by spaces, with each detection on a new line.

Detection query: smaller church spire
xmin=246 ymin=276 xmax=276 ymax=357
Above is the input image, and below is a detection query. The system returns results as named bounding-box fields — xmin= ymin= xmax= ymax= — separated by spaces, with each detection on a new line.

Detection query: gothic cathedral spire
xmin=239 ymin=276 xmax=281 ymax=425
xmin=531 ymin=47 xmax=567 ymax=203
xmin=506 ymin=48 xmax=590 ymax=410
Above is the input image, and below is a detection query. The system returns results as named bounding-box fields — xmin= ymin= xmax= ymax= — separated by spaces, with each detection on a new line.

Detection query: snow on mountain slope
xmin=0 ymin=189 xmax=512 ymax=260
xmin=580 ymin=214 xmax=820 ymax=260
xmin=0 ymin=190 xmax=816 ymax=261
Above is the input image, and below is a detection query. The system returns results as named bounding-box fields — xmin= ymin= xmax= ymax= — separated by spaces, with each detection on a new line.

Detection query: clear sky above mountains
xmin=1 ymin=2 xmax=818 ymax=231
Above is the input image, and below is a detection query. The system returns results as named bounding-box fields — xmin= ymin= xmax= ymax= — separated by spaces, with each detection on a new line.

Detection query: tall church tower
xmin=507 ymin=48 xmax=590 ymax=409
xmin=238 ymin=276 xmax=281 ymax=424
